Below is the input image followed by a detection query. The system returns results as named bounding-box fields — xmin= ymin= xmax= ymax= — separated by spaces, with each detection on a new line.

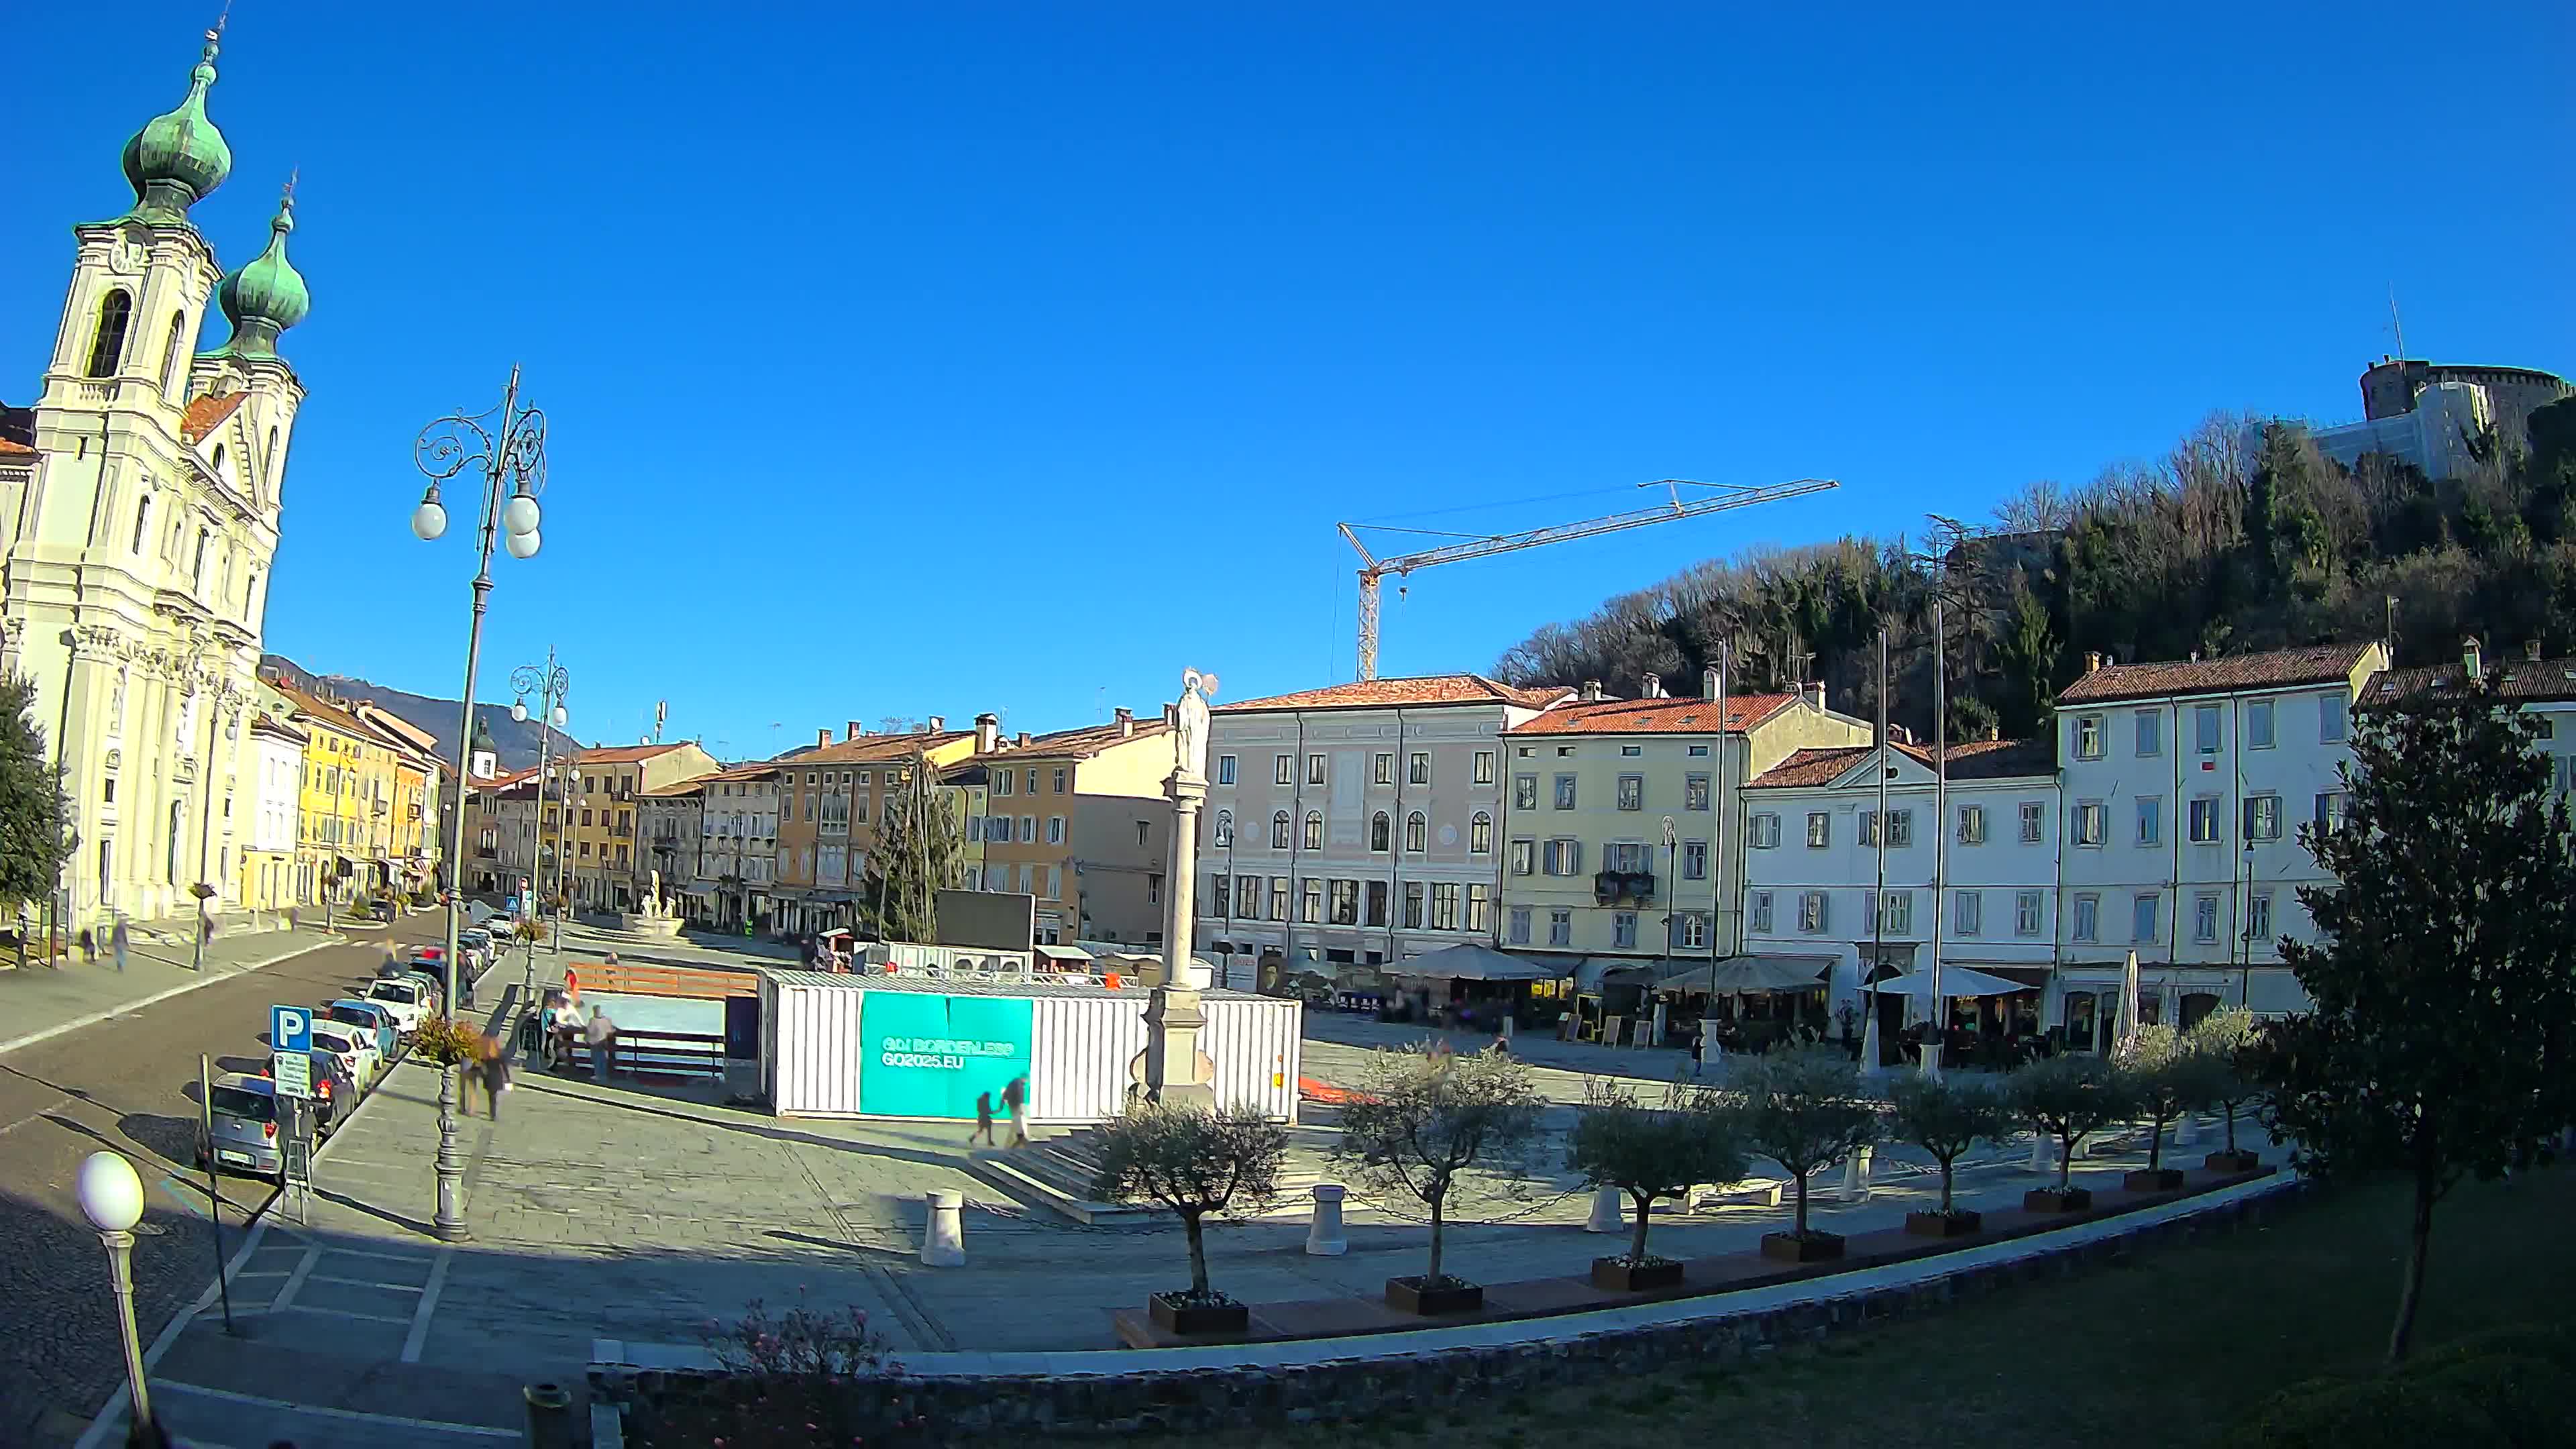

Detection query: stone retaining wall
xmin=597 ymin=1179 xmax=2306 ymax=1445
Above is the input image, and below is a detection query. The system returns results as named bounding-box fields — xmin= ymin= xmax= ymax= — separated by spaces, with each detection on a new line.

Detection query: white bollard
xmin=1585 ymin=1185 xmax=1623 ymax=1234
xmin=1305 ymin=1183 xmax=1348 ymax=1256
xmin=1841 ymin=1145 xmax=1874 ymax=1203
xmin=2029 ymin=1132 xmax=2059 ymax=1175
xmin=2174 ymin=1112 xmax=2200 ymax=1148
xmin=920 ymin=1189 xmax=965 ymax=1267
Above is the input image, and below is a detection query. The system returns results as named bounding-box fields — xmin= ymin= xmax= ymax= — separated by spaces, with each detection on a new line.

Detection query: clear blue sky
xmin=7 ymin=1 xmax=2569 ymax=760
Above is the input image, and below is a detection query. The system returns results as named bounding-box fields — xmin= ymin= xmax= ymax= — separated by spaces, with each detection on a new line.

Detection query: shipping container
xmin=760 ymin=969 xmax=1300 ymax=1124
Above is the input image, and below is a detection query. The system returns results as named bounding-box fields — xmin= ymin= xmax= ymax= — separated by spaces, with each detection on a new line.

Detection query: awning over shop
xmin=1035 ymin=944 xmax=1093 ymax=965
xmin=1866 ymin=965 xmax=2031 ymax=1000
xmin=1396 ymin=943 xmax=1572 ymax=983
xmin=1657 ymin=954 xmax=1833 ymax=996
xmin=1574 ymin=956 xmax=1660 ymax=993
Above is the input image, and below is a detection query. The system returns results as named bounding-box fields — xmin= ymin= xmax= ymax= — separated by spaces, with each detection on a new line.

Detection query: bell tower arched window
xmin=211 ymin=445 xmax=225 ymax=478
xmin=263 ymin=426 xmax=278 ymax=484
xmin=87 ymin=290 xmax=133 ymax=378
xmin=158 ymin=311 xmax=187 ymax=394
xmin=131 ymin=495 xmax=153 ymax=555
xmin=1370 ymin=812 xmax=1391 ymax=853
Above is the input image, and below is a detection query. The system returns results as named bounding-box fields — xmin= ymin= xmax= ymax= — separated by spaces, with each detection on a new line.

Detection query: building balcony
xmin=1593 ymin=870 xmax=1657 ymax=904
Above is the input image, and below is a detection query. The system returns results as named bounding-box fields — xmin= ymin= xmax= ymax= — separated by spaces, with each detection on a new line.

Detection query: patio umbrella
xmin=1863 ymin=965 xmax=2029 ymax=1000
xmin=1658 ymin=955 xmax=1829 ymax=996
xmin=2119 ymin=949 xmax=2142 ymax=1058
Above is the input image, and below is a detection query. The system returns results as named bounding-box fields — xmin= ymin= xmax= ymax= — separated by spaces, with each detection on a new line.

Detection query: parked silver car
xmin=197 ymin=1073 xmax=282 ymax=1180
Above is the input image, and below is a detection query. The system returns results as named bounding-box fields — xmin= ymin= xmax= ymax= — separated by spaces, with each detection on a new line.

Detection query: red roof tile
xmin=2369 ymin=654 xmax=2576 ymax=706
xmin=1507 ymin=693 xmax=1796 ymax=736
xmin=567 ymin=742 xmax=699 ymax=765
xmin=1750 ymin=747 xmax=1873 ymax=788
xmin=988 ymin=718 xmax=1173 ymax=761
xmin=1750 ymin=737 xmax=2053 ymax=788
xmin=0 ymin=438 xmax=36 ymax=458
xmin=2055 ymin=643 xmax=2378 ymax=705
xmin=1218 ymin=674 xmax=1572 ymax=713
xmin=790 ymin=731 xmax=970 ymax=766
xmin=180 ymin=392 xmax=248 ymax=444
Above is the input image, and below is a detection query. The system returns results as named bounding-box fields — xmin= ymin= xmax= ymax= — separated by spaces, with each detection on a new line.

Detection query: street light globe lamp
xmin=411 ymin=491 xmax=448 ymax=541
xmin=504 ymin=490 xmax=541 ymax=537
xmin=77 ymin=1150 xmax=152 ymax=1434
xmin=506 ymin=527 xmax=540 ymax=559
xmin=511 ymin=698 xmax=529 ymax=724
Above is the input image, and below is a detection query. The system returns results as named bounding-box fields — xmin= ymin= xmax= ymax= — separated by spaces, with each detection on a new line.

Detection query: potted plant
xmin=2010 ymin=1053 xmax=2135 ymax=1212
xmin=1567 ymin=1077 xmax=1747 ymax=1291
xmin=1886 ymin=1073 xmax=2015 ymax=1236
xmin=1334 ymin=1046 xmax=1547 ymax=1315
xmin=1735 ymin=1047 xmax=1878 ymax=1263
xmin=1090 ymin=1102 xmax=1289 ymax=1337
xmin=2185 ymin=1007 xmax=2264 ymax=1173
xmin=2118 ymin=1024 xmax=2195 ymax=1191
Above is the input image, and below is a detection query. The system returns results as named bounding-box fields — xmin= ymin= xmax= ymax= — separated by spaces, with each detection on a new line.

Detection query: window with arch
xmin=191 ymin=527 xmax=210 ymax=589
xmin=1270 ymin=810 xmax=1291 ymax=849
xmin=246 ymin=568 xmax=262 ymax=619
xmin=166 ymin=800 xmax=184 ymax=883
xmin=1405 ymin=810 xmax=1428 ymax=852
xmin=131 ymin=494 xmax=153 ymax=555
xmin=1470 ymin=811 xmax=1493 ymax=854
xmin=1369 ymin=811 xmax=1391 ymax=853
xmin=158 ymin=310 xmax=187 ymax=393
xmin=87 ymin=290 xmax=133 ymax=378
xmin=263 ymin=425 xmax=278 ymax=482
xmin=1212 ymin=808 xmax=1232 ymax=847
xmin=1302 ymin=811 xmax=1323 ymax=851
xmin=211 ymin=444 xmax=225 ymax=476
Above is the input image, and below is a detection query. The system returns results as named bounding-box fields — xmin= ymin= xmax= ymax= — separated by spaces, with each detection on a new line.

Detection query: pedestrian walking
xmin=76 ymin=927 xmax=95 ymax=965
xmin=969 ymin=1091 xmax=997 ymax=1147
xmin=1001 ymin=1076 xmax=1029 ymax=1149
xmin=585 ymin=1008 xmax=617 ymax=1083
xmin=109 ymin=916 xmax=129 ymax=973
xmin=1692 ymin=1018 xmax=1710 ymax=1078
xmin=480 ymin=1036 xmax=512 ymax=1122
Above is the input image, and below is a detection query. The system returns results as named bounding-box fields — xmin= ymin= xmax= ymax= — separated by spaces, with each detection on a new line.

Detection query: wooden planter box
xmin=2023 ymin=1187 xmax=2094 ymax=1213
xmin=1385 ymin=1277 xmax=1483 ymax=1316
xmin=2123 ymin=1168 xmax=2186 ymax=1193
xmin=2203 ymin=1150 xmax=2262 ymax=1175
xmin=1147 ymin=1292 xmax=1248 ymax=1338
xmin=1590 ymin=1256 xmax=1686 ymax=1292
xmin=1760 ymin=1230 xmax=1845 ymax=1263
xmin=1904 ymin=1209 xmax=1984 ymax=1238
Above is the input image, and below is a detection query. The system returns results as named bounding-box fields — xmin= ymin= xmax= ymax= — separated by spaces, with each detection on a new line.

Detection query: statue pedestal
xmin=1136 ymin=987 xmax=1217 ymax=1110
xmin=613 ymin=910 xmax=684 ymax=940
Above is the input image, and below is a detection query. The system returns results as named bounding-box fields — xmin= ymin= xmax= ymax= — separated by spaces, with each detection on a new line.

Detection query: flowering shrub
xmin=667 ymin=1290 xmax=918 ymax=1447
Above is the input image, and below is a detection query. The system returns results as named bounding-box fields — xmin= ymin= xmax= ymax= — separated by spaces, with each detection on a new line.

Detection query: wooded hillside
xmin=1493 ymin=399 xmax=2576 ymax=749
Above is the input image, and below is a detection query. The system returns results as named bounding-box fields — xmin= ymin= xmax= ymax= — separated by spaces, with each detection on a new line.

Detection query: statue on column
xmin=1175 ymin=668 xmax=1217 ymax=783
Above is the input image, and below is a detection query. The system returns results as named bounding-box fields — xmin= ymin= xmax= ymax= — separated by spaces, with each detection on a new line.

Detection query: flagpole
xmin=1927 ymin=596 xmax=1947 ymax=1078
xmin=1874 ymin=626 xmax=1888 ymax=1029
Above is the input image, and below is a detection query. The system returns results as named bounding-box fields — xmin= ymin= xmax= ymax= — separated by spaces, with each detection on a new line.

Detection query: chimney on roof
xmin=1016 ymin=731 xmax=1031 ymax=748
xmin=1641 ymin=672 xmax=1663 ymax=698
xmin=1703 ymin=666 xmax=1721 ymax=700
xmin=1580 ymin=679 xmax=1604 ymax=702
xmin=1805 ymin=682 xmax=1826 ymax=712
xmin=974 ymin=712 xmax=1000 ymax=753
xmin=816 ymin=728 xmax=830 ymax=749
xmin=2463 ymin=636 xmax=2483 ymax=682
xmin=2084 ymin=651 xmax=2103 ymax=675
xmin=847 ymin=719 xmax=863 ymax=741
xmin=1115 ymin=706 xmax=1134 ymax=737
xmin=927 ymin=714 xmax=945 ymax=733
xmin=1163 ymin=702 xmax=1179 ymax=729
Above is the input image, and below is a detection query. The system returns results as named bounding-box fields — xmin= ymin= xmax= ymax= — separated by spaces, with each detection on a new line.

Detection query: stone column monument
xmin=1142 ymin=668 xmax=1220 ymax=1109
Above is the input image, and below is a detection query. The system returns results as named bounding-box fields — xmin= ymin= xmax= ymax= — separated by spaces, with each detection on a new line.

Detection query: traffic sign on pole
xmin=272 ymin=1051 xmax=311 ymax=1099
xmin=271 ymin=1005 xmax=312 ymax=1055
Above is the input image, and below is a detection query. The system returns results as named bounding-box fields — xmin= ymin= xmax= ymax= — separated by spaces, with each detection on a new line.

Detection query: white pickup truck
xmin=364 ymin=976 xmax=431 ymax=1036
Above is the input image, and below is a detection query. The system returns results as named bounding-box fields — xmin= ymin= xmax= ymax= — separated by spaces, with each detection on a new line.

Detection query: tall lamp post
xmin=512 ymin=653 xmax=572 ymax=987
xmin=77 ymin=1150 xmax=152 ymax=1436
xmin=412 ymin=368 xmax=547 ymax=1243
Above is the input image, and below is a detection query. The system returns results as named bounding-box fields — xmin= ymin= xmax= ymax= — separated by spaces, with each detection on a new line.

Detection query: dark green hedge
xmin=2224 ymin=1326 xmax=2576 ymax=1449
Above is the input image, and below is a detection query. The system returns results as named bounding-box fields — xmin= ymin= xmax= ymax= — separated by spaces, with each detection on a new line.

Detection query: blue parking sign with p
xmin=272 ymin=1004 xmax=311 ymax=1054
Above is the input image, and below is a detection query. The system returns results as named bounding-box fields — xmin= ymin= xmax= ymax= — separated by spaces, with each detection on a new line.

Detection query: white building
xmin=1741 ymin=737 xmax=2059 ymax=1038
xmin=1197 ymin=674 xmax=1569 ymax=985
xmin=2052 ymin=641 xmax=2389 ymax=1044
xmin=0 ymin=32 xmax=309 ymax=923
xmin=2298 ymin=359 xmax=2570 ymax=482
xmin=697 ymin=761 xmax=782 ymax=930
xmin=639 ymin=777 xmax=705 ymax=916
xmin=242 ymin=709 xmax=304 ymax=910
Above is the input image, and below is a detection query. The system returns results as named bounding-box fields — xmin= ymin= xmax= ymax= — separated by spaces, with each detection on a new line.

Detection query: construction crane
xmin=1337 ymin=476 xmax=1841 ymax=680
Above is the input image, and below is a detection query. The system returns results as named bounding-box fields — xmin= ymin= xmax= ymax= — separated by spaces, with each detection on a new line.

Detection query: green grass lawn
xmin=1150 ymin=1169 xmax=2576 ymax=1449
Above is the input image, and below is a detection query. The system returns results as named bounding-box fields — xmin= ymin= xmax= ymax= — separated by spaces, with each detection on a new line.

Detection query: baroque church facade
xmin=0 ymin=29 xmax=311 ymax=924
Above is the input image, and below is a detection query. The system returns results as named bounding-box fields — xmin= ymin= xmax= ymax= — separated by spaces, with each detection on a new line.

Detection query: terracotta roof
xmin=1507 ymin=692 xmax=1797 ymax=736
xmin=566 ymin=742 xmax=696 ymax=765
xmin=2368 ymin=654 xmax=2576 ymax=706
xmin=179 ymin=392 xmax=247 ymax=444
xmin=639 ymin=778 xmax=707 ymax=798
xmin=0 ymin=438 xmax=34 ymax=458
xmin=1218 ymin=674 xmax=1573 ymax=714
xmin=1750 ymin=737 xmax=2053 ymax=789
xmin=270 ymin=682 xmax=374 ymax=741
xmin=2055 ymin=643 xmax=2377 ymax=705
xmin=250 ymin=711 xmax=307 ymax=742
xmin=991 ymin=718 xmax=1175 ymax=761
xmin=792 ymin=731 xmax=970 ymax=766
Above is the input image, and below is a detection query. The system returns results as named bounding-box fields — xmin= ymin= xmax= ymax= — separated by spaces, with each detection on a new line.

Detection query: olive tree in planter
xmin=1566 ymin=1077 xmax=1748 ymax=1291
xmin=1333 ymin=1046 xmax=1547 ymax=1315
xmin=1090 ymin=1101 xmax=1289 ymax=1337
xmin=1884 ymin=1073 xmax=2015 ymax=1237
xmin=1735 ymin=1047 xmax=1878 ymax=1263
xmin=2118 ymin=1024 xmax=2198 ymax=1191
xmin=2184 ymin=1006 xmax=2263 ymax=1173
xmin=2010 ymin=1053 xmax=2136 ymax=1212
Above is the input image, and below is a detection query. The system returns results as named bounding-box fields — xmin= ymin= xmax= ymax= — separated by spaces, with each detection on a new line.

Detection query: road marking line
xmin=307 ymin=1272 xmax=428 ymax=1293
xmin=0 ymin=932 xmax=341 ymax=1057
xmin=0 ymin=1091 xmax=73 ymax=1138
xmin=400 ymin=1246 xmax=453 ymax=1364
xmin=271 ymin=1244 xmax=321 ymax=1311
xmin=149 ymin=1380 xmax=519 ymax=1438
xmin=316 ymin=1243 xmax=437 ymax=1265
xmin=279 ymin=1303 xmax=415 ymax=1326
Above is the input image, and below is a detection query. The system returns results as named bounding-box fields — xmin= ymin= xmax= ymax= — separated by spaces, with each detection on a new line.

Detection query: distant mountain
xmin=260 ymin=655 xmax=578 ymax=773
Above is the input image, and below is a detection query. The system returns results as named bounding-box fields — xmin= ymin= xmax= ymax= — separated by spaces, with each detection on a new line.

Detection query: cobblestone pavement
xmin=0 ymin=915 xmax=445 ymax=1447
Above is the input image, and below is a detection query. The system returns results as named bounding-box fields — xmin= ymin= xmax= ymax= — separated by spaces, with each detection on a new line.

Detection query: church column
xmin=58 ymin=631 xmax=119 ymax=922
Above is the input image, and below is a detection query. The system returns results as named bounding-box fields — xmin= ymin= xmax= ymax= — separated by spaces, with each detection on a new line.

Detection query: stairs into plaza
xmin=969 ymin=1124 xmax=1333 ymax=1226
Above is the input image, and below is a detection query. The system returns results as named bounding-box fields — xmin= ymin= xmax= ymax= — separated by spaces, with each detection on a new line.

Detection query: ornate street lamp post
xmin=77 ymin=1150 xmax=152 ymax=1436
xmin=512 ymin=653 xmax=572 ymax=997
xmin=412 ymin=367 xmax=547 ymax=1242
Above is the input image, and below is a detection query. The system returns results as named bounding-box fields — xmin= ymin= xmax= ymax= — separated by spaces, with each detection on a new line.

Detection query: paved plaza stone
xmin=0 ymin=914 xmax=351 ymax=1057
xmin=92 ymin=924 xmax=2284 ymax=1446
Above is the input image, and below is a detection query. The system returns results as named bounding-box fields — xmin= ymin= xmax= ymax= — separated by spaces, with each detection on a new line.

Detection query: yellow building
xmin=238 ymin=709 xmax=306 ymax=912
xmin=773 ymin=724 xmax=979 ymax=936
xmin=562 ymin=741 xmax=720 ymax=912
xmin=270 ymin=680 xmax=407 ymax=906
xmin=967 ymin=709 xmax=1179 ymax=947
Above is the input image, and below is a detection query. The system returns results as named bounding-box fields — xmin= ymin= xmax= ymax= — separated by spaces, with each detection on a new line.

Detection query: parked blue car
xmin=325 ymin=999 xmax=400 ymax=1060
